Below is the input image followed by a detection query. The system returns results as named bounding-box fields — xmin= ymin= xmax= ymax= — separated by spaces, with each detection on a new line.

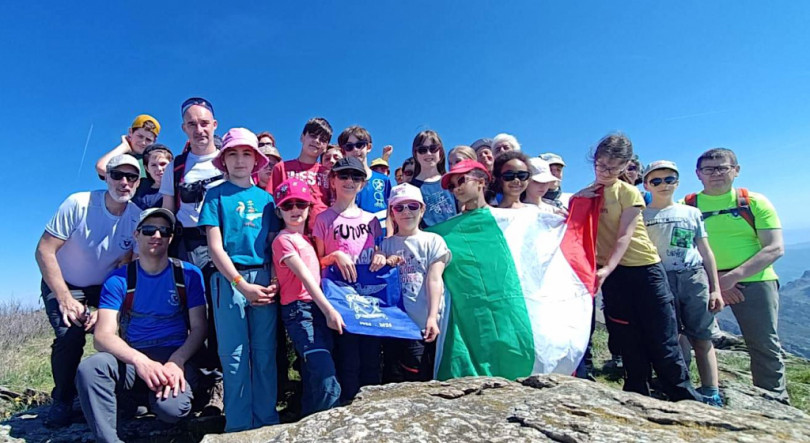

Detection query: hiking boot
xmin=44 ymin=400 xmax=73 ymax=428
xmin=702 ymin=393 xmax=723 ymax=407
xmin=201 ymin=379 xmax=224 ymax=416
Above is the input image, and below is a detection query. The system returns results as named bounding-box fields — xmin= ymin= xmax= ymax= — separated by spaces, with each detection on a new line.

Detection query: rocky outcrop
xmin=202 ymin=375 xmax=810 ymax=443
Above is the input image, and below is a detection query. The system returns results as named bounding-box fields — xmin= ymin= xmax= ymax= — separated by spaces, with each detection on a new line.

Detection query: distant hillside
xmin=717 ymin=270 xmax=810 ymax=358
xmin=775 ymin=242 xmax=810 ymax=283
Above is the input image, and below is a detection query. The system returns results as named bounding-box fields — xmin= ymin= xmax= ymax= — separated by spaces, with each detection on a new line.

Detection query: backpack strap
xmin=169 ymin=258 xmax=190 ymax=330
xmin=119 ymin=261 xmax=139 ymax=340
xmin=172 ymin=151 xmax=190 ymax=212
xmin=736 ymin=188 xmax=756 ymax=233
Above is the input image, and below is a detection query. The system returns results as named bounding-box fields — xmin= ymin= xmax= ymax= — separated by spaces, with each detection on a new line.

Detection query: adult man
xmin=35 ymin=154 xmax=143 ymax=427
xmin=95 ymin=114 xmax=161 ymax=179
xmin=539 ymin=153 xmax=573 ymax=209
xmin=76 ymin=208 xmax=207 ymax=442
xmin=687 ymin=148 xmax=787 ymax=402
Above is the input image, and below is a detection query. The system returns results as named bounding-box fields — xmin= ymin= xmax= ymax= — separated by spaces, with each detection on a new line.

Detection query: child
xmin=132 ymin=144 xmax=174 ymax=210
xmin=320 ymin=144 xmax=343 ymax=171
xmin=642 ymin=160 xmax=724 ymax=406
xmin=492 ymin=151 xmax=533 ymax=209
xmin=254 ymin=131 xmax=282 ymax=189
xmin=265 ymin=118 xmax=333 ymax=231
xmin=410 ymin=130 xmax=457 ymax=227
xmin=381 ymin=183 xmax=451 ymax=381
xmin=337 ymin=126 xmax=392 ymax=233
xmin=577 ymin=133 xmax=700 ymax=402
xmin=447 ymin=145 xmax=477 ymax=168
xmin=401 ymin=157 xmax=416 ymax=184
xmin=522 ymin=157 xmax=562 ymax=214
xmin=442 ymin=159 xmax=492 ymax=213
xmin=313 ymin=157 xmax=386 ymax=403
xmin=198 ymin=128 xmax=279 ymax=431
xmin=272 ymin=177 xmax=344 ymax=416
xmin=95 ymin=114 xmax=161 ymax=179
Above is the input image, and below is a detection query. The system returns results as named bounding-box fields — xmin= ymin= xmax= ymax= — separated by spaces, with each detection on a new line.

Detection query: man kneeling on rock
xmin=76 ymin=208 xmax=207 ymax=443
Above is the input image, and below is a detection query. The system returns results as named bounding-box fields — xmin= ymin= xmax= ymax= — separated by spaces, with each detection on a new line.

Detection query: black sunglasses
xmin=258 ymin=142 xmax=274 ymax=148
xmin=138 ymin=225 xmax=173 ymax=237
xmin=626 ymin=164 xmax=638 ymax=172
xmin=447 ymin=175 xmax=480 ymax=192
xmin=500 ymin=170 xmax=530 ymax=182
xmin=392 ymin=202 xmax=421 ymax=213
xmin=109 ymin=170 xmax=140 ymax=183
xmin=336 ymin=171 xmax=366 ymax=183
xmin=280 ymin=201 xmax=310 ymax=211
xmin=342 ymin=141 xmax=369 ymax=152
xmin=415 ymin=144 xmax=441 ymax=155
xmin=648 ymin=176 xmax=678 ymax=187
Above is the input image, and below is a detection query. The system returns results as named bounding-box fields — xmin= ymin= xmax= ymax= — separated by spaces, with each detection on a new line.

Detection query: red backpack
xmin=684 ymin=188 xmax=756 ymax=233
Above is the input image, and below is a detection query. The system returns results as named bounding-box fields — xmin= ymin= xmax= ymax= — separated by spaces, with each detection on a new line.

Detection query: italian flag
xmin=427 ymin=197 xmax=600 ymax=380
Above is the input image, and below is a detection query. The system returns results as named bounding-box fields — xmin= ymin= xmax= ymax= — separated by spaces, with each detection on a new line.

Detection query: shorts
xmin=666 ymin=267 xmax=720 ymax=341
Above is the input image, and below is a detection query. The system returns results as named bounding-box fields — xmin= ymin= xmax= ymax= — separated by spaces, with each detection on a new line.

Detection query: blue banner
xmin=322 ymin=264 xmax=423 ymax=340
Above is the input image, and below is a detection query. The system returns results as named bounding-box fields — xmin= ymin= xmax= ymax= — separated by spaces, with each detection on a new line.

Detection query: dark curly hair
xmin=492 ymin=150 xmax=532 ymax=194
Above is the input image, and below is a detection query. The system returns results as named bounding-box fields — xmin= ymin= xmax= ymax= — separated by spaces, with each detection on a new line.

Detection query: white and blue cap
xmin=389 ymin=183 xmax=425 ymax=207
xmin=642 ymin=160 xmax=679 ymax=179
xmin=539 ymin=152 xmax=565 ymax=167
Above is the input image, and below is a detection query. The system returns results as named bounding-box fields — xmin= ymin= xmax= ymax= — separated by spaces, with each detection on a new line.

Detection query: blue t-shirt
xmin=410 ymin=178 xmax=457 ymax=228
xmin=198 ymin=182 xmax=278 ymax=266
xmin=99 ymin=261 xmax=206 ymax=349
xmin=132 ymin=179 xmax=163 ymax=210
xmin=356 ymin=170 xmax=392 ymax=235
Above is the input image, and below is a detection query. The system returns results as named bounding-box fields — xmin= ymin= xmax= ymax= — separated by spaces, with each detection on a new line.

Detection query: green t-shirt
xmin=693 ymin=188 xmax=781 ymax=282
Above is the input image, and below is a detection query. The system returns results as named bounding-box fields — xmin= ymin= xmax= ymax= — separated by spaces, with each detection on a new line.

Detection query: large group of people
xmin=35 ymin=96 xmax=787 ymax=441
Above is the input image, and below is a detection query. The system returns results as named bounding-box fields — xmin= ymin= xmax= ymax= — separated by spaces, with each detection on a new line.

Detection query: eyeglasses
xmin=392 ymin=202 xmax=421 ymax=213
xmin=138 ymin=225 xmax=173 ymax=237
xmin=626 ymin=164 xmax=638 ymax=172
xmin=698 ymin=165 xmax=734 ymax=175
xmin=648 ymin=176 xmax=678 ymax=187
xmin=342 ymin=141 xmax=369 ymax=152
xmin=500 ymin=170 xmax=530 ymax=182
xmin=415 ymin=144 xmax=441 ymax=155
xmin=594 ymin=162 xmax=626 ymax=175
xmin=336 ymin=171 xmax=366 ymax=183
xmin=448 ymin=175 xmax=480 ymax=192
xmin=258 ymin=142 xmax=274 ymax=148
xmin=402 ymin=169 xmax=414 ymax=177
xmin=109 ymin=170 xmax=140 ymax=183
xmin=280 ymin=201 xmax=310 ymax=211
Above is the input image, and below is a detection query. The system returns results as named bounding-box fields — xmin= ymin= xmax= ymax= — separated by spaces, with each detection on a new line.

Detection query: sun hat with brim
xmin=642 ymin=160 xmax=679 ymax=179
xmin=213 ymin=128 xmax=269 ymax=174
xmin=259 ymin=145 xmax=282 ymax=161
xmin=528 ymin=158 xmax=559 ymax=184
xmin=539 ymin=152 xmax=566 ymax=167
xmin=389 ymin=183 xmax=424 ymax=207
xmin=106 ymin=154 xmax=142 ymax=175
xmin=137 ymin=208 xmax=177 ymax=230
xmin=370 ymin=158 xmax=389 ymax=168
xmin=440 ymin=159 xmax=491 ymax=190
xmin=274 ymin=177 xmax=314 ymax=207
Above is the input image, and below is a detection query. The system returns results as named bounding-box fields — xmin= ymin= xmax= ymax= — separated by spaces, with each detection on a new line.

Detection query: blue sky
xmin=2 ymin=1 xmax=809 ymax=304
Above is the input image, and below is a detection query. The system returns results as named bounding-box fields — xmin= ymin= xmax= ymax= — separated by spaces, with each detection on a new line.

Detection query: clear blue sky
xmin=2 ymin=1 xmax=809 ymax=304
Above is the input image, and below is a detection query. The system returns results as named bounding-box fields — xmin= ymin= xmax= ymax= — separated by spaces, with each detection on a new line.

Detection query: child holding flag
xmin=313 ymin=157 xmax=388 ymax=402
xmin=272 ymin=177 xmax=344 ymax=416
xmin=381 ymin=183 xmax=451 ymax=381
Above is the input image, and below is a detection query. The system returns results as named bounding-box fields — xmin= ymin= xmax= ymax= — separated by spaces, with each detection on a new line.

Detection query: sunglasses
xmin=626 ymin=164 xmax=638 ymax=172
xmin=500 ymin=170 xmax=530 ymax=182
xmin=280 ymin=201 xmax=310 ymax=211
xmin=336 ymin=171 xmax=366 ymax=183
xmin=448 ymin=175 xmax=479 ymax=192
xmin=109 ymin=170 xmax=140 ymax=183
xmin=415 ymin=144 xmax=441 ymax=155
xmin=258 ymin=142 xmax=274 ymax=148
xmin=402 ymin=169 xmax=414 ymax=177
xmin=138 ymin=225 xmax=173 ymax=237
xmin=392 ymin=202 xmax=421 ymax=213
xmin=648 ymin=176 xmax=678 ymax=187
xmin=342 ymin=141 xmax=369 ymax=152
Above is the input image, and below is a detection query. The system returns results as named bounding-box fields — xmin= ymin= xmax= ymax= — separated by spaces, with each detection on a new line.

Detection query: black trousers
xmin=602 ymin=263 xmax=700 ymax=402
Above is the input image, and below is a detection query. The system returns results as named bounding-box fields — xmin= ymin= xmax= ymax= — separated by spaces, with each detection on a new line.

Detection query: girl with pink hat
xmin=199 ymin=127 xmax=279 ymax=431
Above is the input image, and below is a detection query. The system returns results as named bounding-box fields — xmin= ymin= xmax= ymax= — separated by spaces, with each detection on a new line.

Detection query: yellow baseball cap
xmin=131 ymin=114 xmax=161 ymax=136
xmin=370 ymin=158 xmax=389 ymax=168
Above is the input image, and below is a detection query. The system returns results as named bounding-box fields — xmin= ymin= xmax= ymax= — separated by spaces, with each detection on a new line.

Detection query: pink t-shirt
xmin=272 ymin=230 xmax=319 ymax=305
xmin=313 ymin=207 xmax=382 ymax=265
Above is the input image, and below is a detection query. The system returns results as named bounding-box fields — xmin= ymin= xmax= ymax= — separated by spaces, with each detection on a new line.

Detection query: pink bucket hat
xmin=274 ymin=178 xmax=314 ymax=207
xmin=213 ymin=128 xmax=269 ymax=174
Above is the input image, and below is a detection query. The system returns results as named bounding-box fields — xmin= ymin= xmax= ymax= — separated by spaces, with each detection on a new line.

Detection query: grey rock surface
xmin=202 ymin=375 xmax=810 ymax=443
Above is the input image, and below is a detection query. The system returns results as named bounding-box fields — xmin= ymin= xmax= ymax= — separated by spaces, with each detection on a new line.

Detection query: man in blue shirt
xmin=76 ymin=208 xmax=207 ymax=443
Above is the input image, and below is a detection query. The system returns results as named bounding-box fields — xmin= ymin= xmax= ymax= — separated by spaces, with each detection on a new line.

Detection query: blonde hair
xmin=448 ymin=145 xmax=477 ymax=163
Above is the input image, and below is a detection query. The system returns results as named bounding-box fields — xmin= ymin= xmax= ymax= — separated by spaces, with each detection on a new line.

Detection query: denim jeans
xmin=281 ymin=300 xmax=340 ymax=415
xmin=211 ymin=269 xmax=279 ymax=432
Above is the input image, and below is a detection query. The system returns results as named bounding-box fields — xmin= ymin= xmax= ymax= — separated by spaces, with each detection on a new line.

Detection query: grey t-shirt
xmin=381 ymin=231 xmax=451 ymax=329
xmin=642 ymin=204 xmax=707 ymax=271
